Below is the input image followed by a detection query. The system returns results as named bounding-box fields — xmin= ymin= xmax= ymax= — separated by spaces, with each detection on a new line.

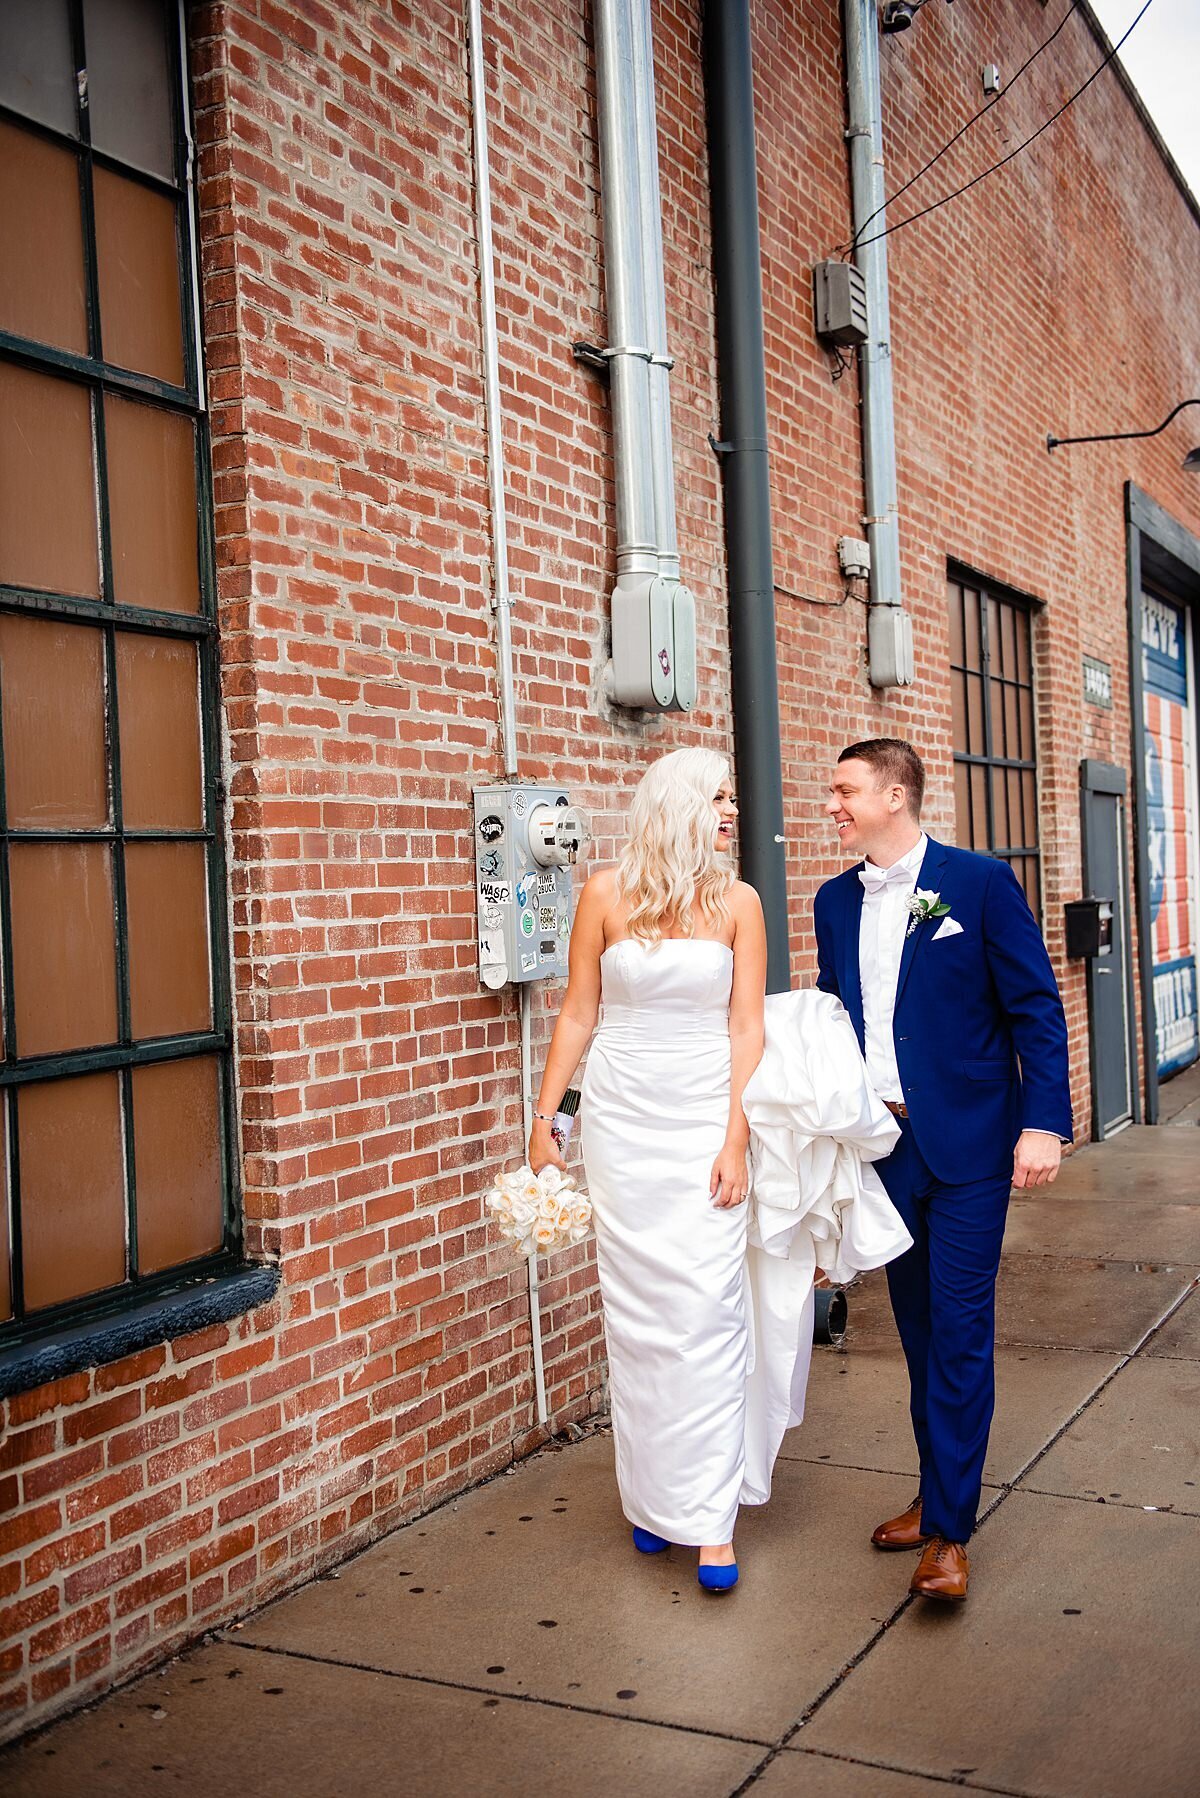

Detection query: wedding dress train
xmin=581 ymin=939 xmax=910 ymax=1547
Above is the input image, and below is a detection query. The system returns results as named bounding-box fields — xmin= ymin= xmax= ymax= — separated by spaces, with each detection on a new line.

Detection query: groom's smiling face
xmin=827 ymin=758 xmax=910 ymax=862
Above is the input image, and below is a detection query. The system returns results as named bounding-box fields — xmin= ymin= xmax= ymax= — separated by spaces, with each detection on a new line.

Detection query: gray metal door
xmin=1081 ymin=761 xmax=1134 ymax=1137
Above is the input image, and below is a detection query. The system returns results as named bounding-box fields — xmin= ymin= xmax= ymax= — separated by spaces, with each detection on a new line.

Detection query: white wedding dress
xmin=581 ymin=938 xmax=911 ymax=1547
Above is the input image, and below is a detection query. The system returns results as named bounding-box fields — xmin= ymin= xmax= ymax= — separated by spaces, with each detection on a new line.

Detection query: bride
xmin=528 ymin=747 xmax=908 ymax=1592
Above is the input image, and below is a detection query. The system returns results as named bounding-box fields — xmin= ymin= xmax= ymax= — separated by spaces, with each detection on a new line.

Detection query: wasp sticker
xmin=478 ymin=880 xmax=511 ymax=908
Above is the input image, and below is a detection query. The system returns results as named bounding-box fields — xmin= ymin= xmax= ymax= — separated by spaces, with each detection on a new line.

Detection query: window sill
xmin=0 ymin=1262 xmax=281 ymax=1400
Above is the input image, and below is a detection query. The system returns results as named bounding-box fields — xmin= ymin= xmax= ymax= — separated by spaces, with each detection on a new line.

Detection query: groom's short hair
xmin=838 ymin=738 xmax=925 ymax=819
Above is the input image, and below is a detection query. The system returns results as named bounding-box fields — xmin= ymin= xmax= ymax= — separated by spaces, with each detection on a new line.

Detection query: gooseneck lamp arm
xmin=1047 ymin=398 xmax=1200 ymax=453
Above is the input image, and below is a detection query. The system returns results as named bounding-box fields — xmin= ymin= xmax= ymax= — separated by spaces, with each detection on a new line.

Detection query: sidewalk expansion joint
xmin=781 ymin=1744 xmax=1045 ymax=1798
xmin=1010 ymin=1484 xmax=1198 ymax=1518
xmin=221 ymin=1636 xmax=774 ymax=1749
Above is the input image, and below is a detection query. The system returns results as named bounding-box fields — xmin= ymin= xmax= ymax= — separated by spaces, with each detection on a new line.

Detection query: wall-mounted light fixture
xmin=1047 ymin=398 xmax=1200 ymax=472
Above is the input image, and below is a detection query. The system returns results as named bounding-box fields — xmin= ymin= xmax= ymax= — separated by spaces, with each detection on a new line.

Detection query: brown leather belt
xmin=883 ymin=1100 xmax=909 ymax=1119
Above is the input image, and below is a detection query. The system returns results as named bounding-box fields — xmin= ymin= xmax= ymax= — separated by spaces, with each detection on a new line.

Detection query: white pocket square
xmin=932 ymin=917 xmax=964 ymax=940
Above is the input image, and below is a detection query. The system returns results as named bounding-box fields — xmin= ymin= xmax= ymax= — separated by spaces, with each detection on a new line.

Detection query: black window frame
xmin=948 ymin=567 xmax=1043 ymax=916
xmin=0 ymin=0 xmax=243 ymax=1349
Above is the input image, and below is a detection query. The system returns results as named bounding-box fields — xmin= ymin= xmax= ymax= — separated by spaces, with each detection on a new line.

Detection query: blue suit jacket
xmin=814 ymin=839 xmax=1072 ymax=1184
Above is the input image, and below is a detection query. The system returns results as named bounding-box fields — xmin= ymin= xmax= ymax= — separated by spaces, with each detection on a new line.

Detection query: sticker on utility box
xmin=538 ymin=905 xmax=558 ymax=932
xmin=478 ymin=880 xmax=511 ymax=908
xmin=536 ymin=871 xmax=556 ymax=896
xmin=519 ymin=909 xmax=536 ymax=938
xmin=477 ymin=814 xmax=504 ymax=843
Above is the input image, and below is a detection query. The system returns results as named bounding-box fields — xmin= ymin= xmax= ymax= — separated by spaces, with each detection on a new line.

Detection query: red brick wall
xmin=3 ymin=0 xmax=1199 ymax=1739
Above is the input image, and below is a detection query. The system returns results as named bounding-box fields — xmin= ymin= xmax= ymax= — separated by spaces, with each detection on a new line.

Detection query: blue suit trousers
xmin=876 ymin=1120 xmax=1011 ymax=1543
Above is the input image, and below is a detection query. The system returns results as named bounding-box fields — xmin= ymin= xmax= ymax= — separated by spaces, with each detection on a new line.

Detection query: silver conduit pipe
xmin=467 ymin=0 xmax=520 ymax=776
xmin=594 ymin=0 xmax=659 ymax=588
xmin=844 ymin=0 xmax=908 ymax=685
xmin=466 ymin=0 xmax=548 ymax=1427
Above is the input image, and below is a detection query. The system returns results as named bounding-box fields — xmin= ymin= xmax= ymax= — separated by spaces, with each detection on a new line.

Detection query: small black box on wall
xmin=1064 ymin=898 xmax=1104 ymax=959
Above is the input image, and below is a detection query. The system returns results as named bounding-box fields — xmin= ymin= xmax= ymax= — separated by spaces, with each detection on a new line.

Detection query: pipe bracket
xmin=573 ymin=338 xmax=674 ymax=372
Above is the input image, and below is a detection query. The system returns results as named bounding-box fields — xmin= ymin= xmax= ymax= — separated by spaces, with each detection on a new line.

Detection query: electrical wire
xmin=844 ymin=2 xmax=1080 ymax=255
xmin=849 ymin=0 xmax=1155 ymax=254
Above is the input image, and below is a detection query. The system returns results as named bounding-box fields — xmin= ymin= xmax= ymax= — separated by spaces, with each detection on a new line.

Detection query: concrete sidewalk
xmin=4 ymin=1078 xmax=1200 ymax=1798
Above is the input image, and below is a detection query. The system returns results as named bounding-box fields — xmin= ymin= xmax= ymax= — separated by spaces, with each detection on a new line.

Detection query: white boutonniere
xmin=905 ymin=888 xmax=952 ymax=938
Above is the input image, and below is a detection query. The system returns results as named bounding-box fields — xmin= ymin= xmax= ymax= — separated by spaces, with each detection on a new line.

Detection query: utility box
xmin=813 ymin=259 xmax=869 ymax=347
xmin=1064 ymin=897 xmax=1109 ymax=959
xmin=610 ymin=573 xmax=697 ymax=711
xmin=867 ymin=604 xmax=915 ymax=687
xmin=473 ymin=786 xmax=585 ymax=988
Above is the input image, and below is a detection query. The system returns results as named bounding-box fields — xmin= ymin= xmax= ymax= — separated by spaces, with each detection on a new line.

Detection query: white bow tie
xmin=859 ymin=861 xmax=912 ymax=894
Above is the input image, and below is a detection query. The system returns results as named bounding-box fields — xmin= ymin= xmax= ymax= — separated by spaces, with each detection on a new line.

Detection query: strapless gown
xmin=582 ymin=938 xmax=746 ymax=1545
xmin=582 ymin=938 xmax=912 ymax=1548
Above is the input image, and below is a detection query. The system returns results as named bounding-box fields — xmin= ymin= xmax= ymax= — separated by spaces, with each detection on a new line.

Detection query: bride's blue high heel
xmin=632 ymin=1527 xmax=670 ymax=1554
xmin=697 ymin=1559 xmax=739 ymax=1593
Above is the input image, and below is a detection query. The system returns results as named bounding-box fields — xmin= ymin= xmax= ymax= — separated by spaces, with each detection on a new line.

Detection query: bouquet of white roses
xmin=484 ymin=1163 xmax=592 ymax=1258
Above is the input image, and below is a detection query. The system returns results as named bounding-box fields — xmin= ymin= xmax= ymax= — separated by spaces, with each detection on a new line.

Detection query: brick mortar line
xmin=728 ymin=1273 xmax=1200 ymax=1797
xmin=223 ymin=1636 xmax=775 ymax=1748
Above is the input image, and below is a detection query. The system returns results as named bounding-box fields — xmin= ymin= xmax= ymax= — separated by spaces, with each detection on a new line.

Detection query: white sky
xmin=1087 ymin=0 xmax=1200 ymax=198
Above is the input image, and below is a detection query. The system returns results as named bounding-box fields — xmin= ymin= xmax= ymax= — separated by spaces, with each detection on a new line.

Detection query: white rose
xmin=533 ymin=1220 xmax=559 ymax=1252
xmin=570 ymin=1200 xmax=591 ymax=1230
xmin=538 ymin=1166 xmax=567 ymax=1197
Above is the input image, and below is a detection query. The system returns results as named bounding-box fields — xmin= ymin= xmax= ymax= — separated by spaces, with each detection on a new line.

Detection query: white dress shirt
xmin=858 ymin=833 xmax=927 ymax=1104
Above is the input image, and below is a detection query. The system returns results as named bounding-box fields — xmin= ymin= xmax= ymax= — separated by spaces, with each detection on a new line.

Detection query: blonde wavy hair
xmin=616 ymin=748 xmax=735 ymax=946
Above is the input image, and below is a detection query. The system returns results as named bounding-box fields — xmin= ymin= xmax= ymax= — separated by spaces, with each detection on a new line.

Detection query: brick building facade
xmin=2 ymin=0 xmax=1198 ymax=1737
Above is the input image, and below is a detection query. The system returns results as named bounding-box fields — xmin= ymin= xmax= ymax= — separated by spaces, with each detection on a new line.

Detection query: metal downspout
xmin=702 ymin=0 xmax=790 ymax=993
xmin=844 ymin=0 xmax=908 ymax=682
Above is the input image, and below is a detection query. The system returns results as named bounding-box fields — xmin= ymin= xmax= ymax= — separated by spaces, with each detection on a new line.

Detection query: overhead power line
xmin=847 ymin=2 xmax=1081 ymax=254
xmin=847 ymin=0 xmax=1155 ymax=255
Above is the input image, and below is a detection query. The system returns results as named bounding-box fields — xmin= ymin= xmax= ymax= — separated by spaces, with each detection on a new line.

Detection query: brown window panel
xmin=0 ymin=612 xmax=109 ymax=829
xmin=133 ymin=1056 xmax=223 ymax=1275
xmin=93 ymin=166 xmax=184 ymax=387
xmin=0 ymin=360 xmax=99 ymax=599
xmin=18 ymin=1071 xmax=126 ymax=1311
xmin=8 ymin=842 xmax=119 ymax=1057
xmin=0 ymin=118 xmax=88 ymax=354
xmin=104 ymin=394 xmax=200 ymax=614
xmin=115 ymin=632 xmax=203 ymax=831
xmin=124 ymin=841 xmax=212 ymax=1039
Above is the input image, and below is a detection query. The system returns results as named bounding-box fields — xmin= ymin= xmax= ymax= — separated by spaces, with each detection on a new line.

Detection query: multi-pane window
xmin=948 ymin=575 xmax=1041 ymax=912
xmin=0 ymin=0 xmax=237 ymax=1336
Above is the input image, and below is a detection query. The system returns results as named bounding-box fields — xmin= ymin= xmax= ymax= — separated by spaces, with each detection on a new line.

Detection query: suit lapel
xmin=840 ymin=869 xmax=866 ymax=1045
xmin=894 ymin=837 xmax=948 ymax=1012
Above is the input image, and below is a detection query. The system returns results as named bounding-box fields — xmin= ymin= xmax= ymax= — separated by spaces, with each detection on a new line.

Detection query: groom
xmin=815 ymin=739 xmax=1071 ymax=1602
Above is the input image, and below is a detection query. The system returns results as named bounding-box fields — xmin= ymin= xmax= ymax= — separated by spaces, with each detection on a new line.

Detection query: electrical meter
xmin=473 ymin=786 xmax=586 ymax=988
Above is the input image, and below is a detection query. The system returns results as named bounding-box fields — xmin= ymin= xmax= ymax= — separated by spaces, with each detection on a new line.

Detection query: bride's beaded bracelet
xmin=532 ymin=1109 xmax=557 ymax=1124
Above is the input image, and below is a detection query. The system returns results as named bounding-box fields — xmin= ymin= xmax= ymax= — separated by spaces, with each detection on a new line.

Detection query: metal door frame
xmin=1080 ymin=759 xmax=1135 ymax=1138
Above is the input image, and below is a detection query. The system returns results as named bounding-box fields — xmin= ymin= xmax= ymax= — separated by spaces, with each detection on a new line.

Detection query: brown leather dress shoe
xmin=871 ymin=1497 xmax=930 ymax=1551
xmin=909 ymin=1537 xmax=969 ymax=1602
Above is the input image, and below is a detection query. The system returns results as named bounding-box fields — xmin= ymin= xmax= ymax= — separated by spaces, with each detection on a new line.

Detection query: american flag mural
xmin=1142 ymin=591 xmax=1199 ymax=1078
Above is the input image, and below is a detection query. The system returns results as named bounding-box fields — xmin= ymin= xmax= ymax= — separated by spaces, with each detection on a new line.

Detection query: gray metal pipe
xmin=594 ymin=0 xmax=659 ymax=580
xmin=466 ymin=0 xmax=519 ymax=774
xmin=702 ymin=0 xmax=790 ymax=993
xmin=629 ymin=0 xmax=681 ymax=586
xmin=844 ymin=0 xmax=903 ymax=622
